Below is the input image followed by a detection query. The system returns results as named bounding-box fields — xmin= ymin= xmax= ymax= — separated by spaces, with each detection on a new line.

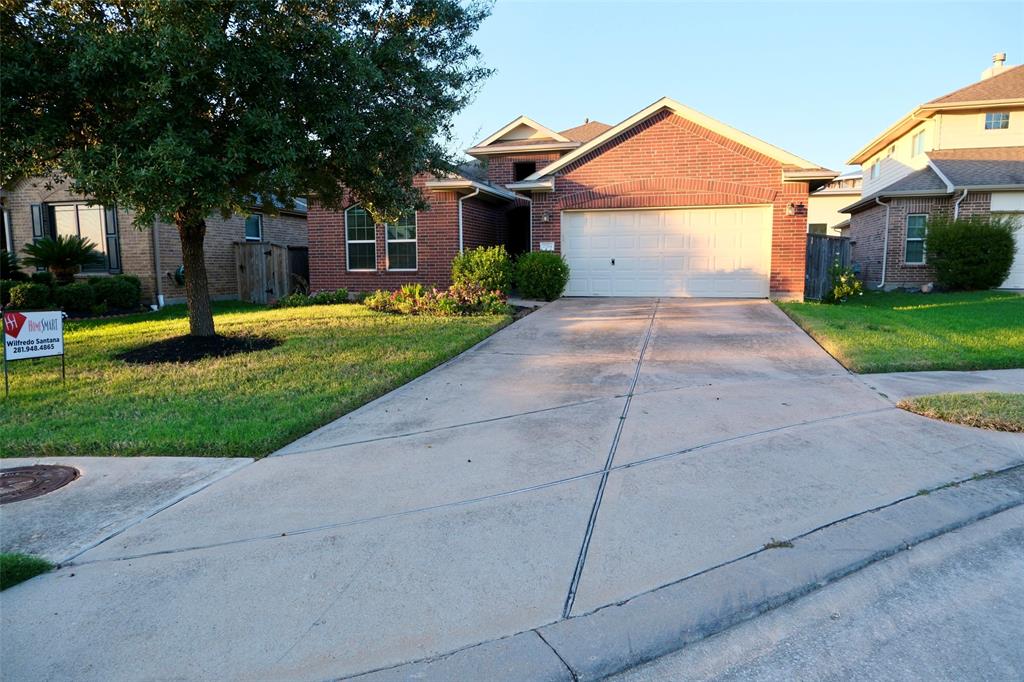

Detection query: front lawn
xmin=777 ymin=291 xmax=1024 ymax=373
xmin=1 ymin=302 xmax=509 ymax=457
xmin=898 ymin=392 xmax=1024 ymax=433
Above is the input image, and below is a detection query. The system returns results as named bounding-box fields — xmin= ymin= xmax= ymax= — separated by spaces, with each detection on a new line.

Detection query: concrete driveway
xmin=3 ymin=299 xmax=1022 ymax=681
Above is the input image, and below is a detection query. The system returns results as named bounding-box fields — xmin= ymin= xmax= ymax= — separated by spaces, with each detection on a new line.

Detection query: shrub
xmin=20 ymin=235 xmax=105 ymax=284
xmin=822 ymin=260 xmax=864 ymax=304
xmin=1 ymin=280 xmax=16 ymax=306
xmin=273 ymin=288 xmax=349 ymax=308
xmin=309 ymin=288 xmax=349 ymax=305
xmin=515 ymin=252 xmax=570 ymax=301
xmin=1 ymin=251 xmax=29 ymax=281
xmin=451 ymin=245 xmax=513 ymax=293
xmin=54 ymin=282 xmax=96 ymax=312
xmin=925 ymin=216 xmax=1017 ymax=290
xmin=90 ymin=275 xmax=141 ymax=310
xmin=363 ymin=282 xmax=510 ymax=316
xmin=30 ymin=271 xmax=56 ymax=287
xmin=7 ymin=283 xmax=51 ymax=310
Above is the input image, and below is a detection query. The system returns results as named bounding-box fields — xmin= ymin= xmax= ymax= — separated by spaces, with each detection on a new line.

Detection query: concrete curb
xmin=342 ymin=463 xmax=1024 ymax=681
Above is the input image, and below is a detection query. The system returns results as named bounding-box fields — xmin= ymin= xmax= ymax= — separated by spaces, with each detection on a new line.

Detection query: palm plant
xmin=21 ymin=236 xmax=105 ymax=284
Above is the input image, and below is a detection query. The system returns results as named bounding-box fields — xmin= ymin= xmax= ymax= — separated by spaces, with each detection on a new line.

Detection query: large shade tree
xmin=1 ymin=0 xmax=490 ymax=335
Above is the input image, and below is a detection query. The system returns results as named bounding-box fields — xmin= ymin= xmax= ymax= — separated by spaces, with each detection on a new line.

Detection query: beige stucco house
xmin=842 ymin=53 xmax=1024 ymax=290
xmin=808 ymin=172 xmax=861 ymax=235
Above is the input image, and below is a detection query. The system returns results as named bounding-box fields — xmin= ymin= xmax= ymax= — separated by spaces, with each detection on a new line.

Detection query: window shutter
xmin=29 ymin=204 xmax=48 ymax=270
xmin=104 ymin=206 xmax=121 ymax=272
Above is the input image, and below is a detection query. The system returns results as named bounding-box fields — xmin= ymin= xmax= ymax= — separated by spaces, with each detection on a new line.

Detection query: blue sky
xmin=450 ymin=1 xmax=1024 ymax=172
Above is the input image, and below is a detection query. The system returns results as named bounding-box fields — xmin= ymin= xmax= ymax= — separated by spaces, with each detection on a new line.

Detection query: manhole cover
xmin=0 ymin=465 xmax=80 ymax=504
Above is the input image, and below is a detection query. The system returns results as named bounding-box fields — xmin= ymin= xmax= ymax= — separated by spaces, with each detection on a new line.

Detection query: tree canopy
xmin=3 ymin=0 xmax=491 ymax=221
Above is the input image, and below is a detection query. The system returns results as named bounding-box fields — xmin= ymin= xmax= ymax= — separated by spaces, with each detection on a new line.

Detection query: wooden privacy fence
xmin=234 ymin=241 xmax=307 ymax=304
xmin=804 ymin=234 xmax=852 ymax=301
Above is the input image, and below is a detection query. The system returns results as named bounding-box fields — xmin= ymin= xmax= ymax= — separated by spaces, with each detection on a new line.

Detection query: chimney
xmin=981 ymin=52 xmax=1008 ymax=80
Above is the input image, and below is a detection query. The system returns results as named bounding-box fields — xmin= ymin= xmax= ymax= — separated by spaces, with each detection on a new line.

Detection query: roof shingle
xmin=927 ymin=64 xmax=1024 ymax=104
xmin=559 ymin=120 xmax=612 ymax=143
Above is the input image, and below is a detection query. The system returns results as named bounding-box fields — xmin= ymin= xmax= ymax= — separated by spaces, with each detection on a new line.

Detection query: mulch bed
xmin=116 ymin=334 xmax=280 ymax=365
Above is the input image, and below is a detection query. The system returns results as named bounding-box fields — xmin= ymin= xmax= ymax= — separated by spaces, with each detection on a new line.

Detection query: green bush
xmin=822 ymin=260 xmax=864 ymax=304
xmin=515 ymin=252 xmax=570 ymax=301
xmin=273 ymin=288 xmax=349 ymax=308
xmin=30 ymin=271 xmax=56 ymax=287
xmin=90 ymin=275 xmax=141 ymax=310
xmin=925 ymin=216 xmax=1017 ymax=290
xmin=1 ymin=279 xmax=16 ymax=306
xmin=54 ymin=282 xmax=96 ymax=312
xmin=309 ymin=288 xmax=349 ymax=305
xmin=362 ymin=282 xmax=511 ymax=316
xmin=452 ymin=245 xmax=513 ymax=293
xmin=1 ymin=251 xmax=29 ymax=281
xmin=7 ymin=283 xmax=51 ymax=310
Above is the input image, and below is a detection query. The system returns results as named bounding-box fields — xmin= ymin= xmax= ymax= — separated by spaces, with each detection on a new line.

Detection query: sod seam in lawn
xmin=777 ymin=291 xmax=1024 ymax=373
xmin=0 ymin=302 xmax=510 ymax=457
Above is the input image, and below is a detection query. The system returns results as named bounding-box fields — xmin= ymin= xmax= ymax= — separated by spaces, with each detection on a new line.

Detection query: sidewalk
xmin=858 ymin=368 xmax=1024 ymax=402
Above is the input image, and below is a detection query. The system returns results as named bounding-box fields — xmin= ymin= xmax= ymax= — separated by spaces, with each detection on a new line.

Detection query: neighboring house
xmin=842 ymin=53 xmax=1024 ymax=290
xmin=309 ymin=97 xmax=835 ymax=299
xmin=1 ymin=177 xmax=308 ymax=305
xmin=808 ymin=172 xmax=861 ymax=235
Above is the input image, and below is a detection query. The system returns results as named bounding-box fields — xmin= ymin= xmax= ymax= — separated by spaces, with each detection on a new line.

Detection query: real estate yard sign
xmin=2 ymin=310 xmax=65 ymax=396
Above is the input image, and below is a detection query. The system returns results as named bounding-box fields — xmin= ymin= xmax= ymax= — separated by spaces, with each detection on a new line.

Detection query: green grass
xmin=0 ymin=553 xmax=54 ymax=590
xmin=0 ymin=302 xmax=509 ymax=457
xmin=777 ymin=291 xmax=1024 ymax=373
xmin=898 ymin=392 xmax=1024 ymax=433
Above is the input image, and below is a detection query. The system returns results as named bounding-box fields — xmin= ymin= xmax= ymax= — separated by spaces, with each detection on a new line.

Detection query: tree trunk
xmin=175 ymin=209 xmax=216 ymax=337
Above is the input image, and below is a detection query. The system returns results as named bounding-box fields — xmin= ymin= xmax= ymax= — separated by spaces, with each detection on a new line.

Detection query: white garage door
xmin=993 ymin=212 xmax=1024 ymax=289
xmin=561 ymin=206 xmax=773 ymax=297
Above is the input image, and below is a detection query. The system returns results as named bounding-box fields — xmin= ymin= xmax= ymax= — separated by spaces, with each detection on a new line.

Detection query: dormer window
xmin=984 ymin=112 xmax=1010 ymax=130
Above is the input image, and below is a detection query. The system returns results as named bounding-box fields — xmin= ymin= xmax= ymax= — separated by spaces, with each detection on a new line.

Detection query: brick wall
xmin=484 ymin=151 xmax=562 ymax=186
xmin=526 ymin=110 xmax=810 ymax=297
xmin=309 ymin=175 xmax=466 ymax=292
xmin=2 ymin=176 xmax=307 ymax=305
xmin=155 ymin=211 xmax=307 ymax=304
xmin=848 ymin=192 xmax=991 ymax=288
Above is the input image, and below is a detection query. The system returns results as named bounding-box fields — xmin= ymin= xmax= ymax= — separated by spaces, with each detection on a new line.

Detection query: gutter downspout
xmin=953 ymin=188 xmax=969 ymax=219
xmin=151 ymin=219 xmax=164 ymax=308
xmin=874 ymin=197 xmax=891 ymax=289
xmin=457 ymin=188 xmax=480 ymax=254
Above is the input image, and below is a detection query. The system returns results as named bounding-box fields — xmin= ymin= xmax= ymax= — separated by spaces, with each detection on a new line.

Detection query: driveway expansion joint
xmin=562 ymin=299 xmax=661 ymax=619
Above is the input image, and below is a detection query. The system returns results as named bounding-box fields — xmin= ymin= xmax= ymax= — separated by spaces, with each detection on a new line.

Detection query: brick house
xmin=308 ymin=96 xmax=836 ymax=299
xmin=1 ymin=177 xmax=308 ymax=305
xmin=842 ymin=54 xmax=1024 ymax=290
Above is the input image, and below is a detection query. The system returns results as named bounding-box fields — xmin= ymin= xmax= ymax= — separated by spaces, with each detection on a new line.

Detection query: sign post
xmin=2 ymin=310 xmax=66 ymax=397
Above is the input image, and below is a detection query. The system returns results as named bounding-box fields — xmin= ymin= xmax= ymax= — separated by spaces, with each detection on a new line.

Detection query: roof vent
xmin=981 ymin=51 xmax=1008 ymax=80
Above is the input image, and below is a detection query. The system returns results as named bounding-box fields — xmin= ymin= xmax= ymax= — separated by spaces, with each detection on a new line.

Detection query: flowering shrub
xmin=363 ymin=282 xmax=511 ymax=316
xmin=823 ymin=260 xmax=863 ymax=304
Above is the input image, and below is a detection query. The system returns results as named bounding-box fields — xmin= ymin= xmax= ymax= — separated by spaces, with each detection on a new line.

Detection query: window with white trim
xmin=244 ymin=214 xmax=262 ymax=241
xmin=984 ymin=112 xmax=1009 ymax=130
xmin=386 ymin=209 xmax=417 ymax=270
xmin=345 ymin=206 xmax=376 ymax=270
xmin=869 ymin=163 xmax=879 ymax=180
xmin=905 ymin=214 xmax=927 ymax=264
xmin=912 ymin=130 xmax=925 ymax=156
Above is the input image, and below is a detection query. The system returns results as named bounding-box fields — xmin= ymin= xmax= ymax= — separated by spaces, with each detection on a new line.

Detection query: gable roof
xmin=559 ymin=120 xmax=612 ymax=142
xmin=466 ymin=115 xmax=580 ymax=156
xmin=841 ymin=146 xmax=1024 ymax=213
xmin=523 ymin=97 xmax=831 ymax=182
xmin=848 ymin=65 xmax=1024 ymax=164
xmin=928 ymin=64 xmax=1024 ymax=104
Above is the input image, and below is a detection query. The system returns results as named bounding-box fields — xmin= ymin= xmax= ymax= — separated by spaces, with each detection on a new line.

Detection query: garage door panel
xmin=561 ymin=207 xmax=772 ymax=298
